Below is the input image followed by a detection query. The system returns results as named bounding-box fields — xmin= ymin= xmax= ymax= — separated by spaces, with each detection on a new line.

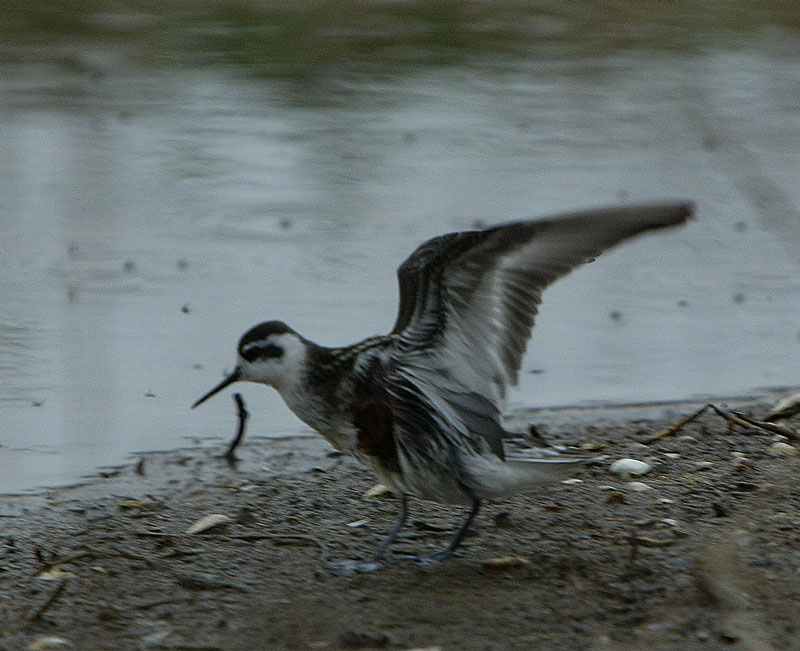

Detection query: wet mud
xmin=1 ymin=399 xmax=799 ymax=650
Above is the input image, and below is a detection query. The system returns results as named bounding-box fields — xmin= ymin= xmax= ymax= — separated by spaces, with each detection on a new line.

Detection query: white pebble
xmin=626 ymin=481 xmax=652 ymax=492
xmin=768 ymin=442 xmax=797 ymax=456
xmin=609 ymin=458 xmax=652 ymax=478
xmin=185 ymin=513 xmax=232 ymax=535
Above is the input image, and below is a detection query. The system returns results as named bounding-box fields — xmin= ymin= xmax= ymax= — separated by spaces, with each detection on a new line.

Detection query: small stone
xmin=119 ymin=499 xmax=151 ymax=510
xmin=626 ymin=481 xmax=652 ymax=492
xmin=27 ymin=637 xmax=73 ymax=650
xmin=661 ymin=518 xmax=680 ymax=527
xmin=655 ymin=498 xmax=675 ymax=505
xmin=37 ymin=567 xmax=75 ymax=581
xmin=609 ymin=458 xmax=652 ymax=478
xmin=662 ymin=452 xmax=680 ymax=459
xmin=768 ymin=442 xmax=797 ymax=456
xmin=561 ymin=478 xmax=583 ymax=484
xmin=338 ymin=630 xmax=390 ymax=648
xmin=185 ymin=513 xmax=232 ymax=535
xmin=694 ymin=461 xmax=714 ymax=470
xmin=732 ymin=457 xmax=752 ymax=471
xmin=606 ymin=491 xmax=627 ymax=504
xmin=484 ymin=554 xmax=531 ymax=569
xmin=362 ymin=484 xmax=391 ymax=499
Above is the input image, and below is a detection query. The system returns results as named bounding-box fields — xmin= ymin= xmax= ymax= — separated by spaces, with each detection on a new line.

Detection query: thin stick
xmin=648 ymin=402 xmax=800 ymax=446
xmin=224 ymin=393 xmax=249 ymax=461
xmin=644 ymin=404 xmax=712 ymax=444
xmin=26 ymin=580 xmax=66 ymax=626
xmin=727 ymin=410 xmax=799 ymax=441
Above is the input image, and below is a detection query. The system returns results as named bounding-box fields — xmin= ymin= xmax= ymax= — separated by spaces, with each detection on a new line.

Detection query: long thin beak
xmin=192 ymin=368 xmax=242 ymax=409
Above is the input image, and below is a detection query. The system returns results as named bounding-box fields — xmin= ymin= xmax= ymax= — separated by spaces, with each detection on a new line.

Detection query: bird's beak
xmin=192 ymin=368 xmax=242 ymax=409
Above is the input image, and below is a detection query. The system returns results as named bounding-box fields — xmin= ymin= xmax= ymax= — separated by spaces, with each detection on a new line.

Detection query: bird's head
xmin=192 ymin=320 xmax=307 ymax=408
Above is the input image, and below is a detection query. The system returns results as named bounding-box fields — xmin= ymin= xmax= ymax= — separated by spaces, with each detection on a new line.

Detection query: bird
xmin=193 ymin=200 xmax=694 ymax=571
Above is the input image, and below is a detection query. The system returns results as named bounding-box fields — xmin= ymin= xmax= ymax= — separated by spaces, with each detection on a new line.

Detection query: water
xmin=2 ymin=2 xmax=799 ymax=492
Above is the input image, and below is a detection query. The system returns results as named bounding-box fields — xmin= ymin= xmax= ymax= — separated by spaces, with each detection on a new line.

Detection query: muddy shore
xmin=2 ymin=397 xmax=799 ymax=650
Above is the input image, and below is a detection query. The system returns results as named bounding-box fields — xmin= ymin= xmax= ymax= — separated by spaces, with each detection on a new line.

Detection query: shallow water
xmin=2 ymin=2 xmax=799 ymax=492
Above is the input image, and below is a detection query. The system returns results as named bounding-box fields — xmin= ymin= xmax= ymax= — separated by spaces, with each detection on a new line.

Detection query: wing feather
xmin=391 ymin=201 xmax=694 ymax=402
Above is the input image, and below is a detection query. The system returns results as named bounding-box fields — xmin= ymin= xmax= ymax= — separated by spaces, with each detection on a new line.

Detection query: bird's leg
xmin=413 ymin=495 xmax=481 ymax=566
xmin=327 ymin=494 xmax=409 ymax=575
xmin=368 ymin=493 xmax=408 ymax=562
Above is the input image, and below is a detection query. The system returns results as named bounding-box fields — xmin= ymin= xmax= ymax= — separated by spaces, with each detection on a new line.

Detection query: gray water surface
xmin=2 ymin=4 xmax=799 ymax=492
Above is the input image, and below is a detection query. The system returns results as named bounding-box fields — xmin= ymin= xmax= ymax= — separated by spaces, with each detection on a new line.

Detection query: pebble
xmin=609 ymin=458 xmax=652 ymax=478
xmin=626 ymin=481 xmax=652 ymax=492
xmin=655 ymin=498 xmax=675 ymax=505
xmin=606 ymin=491 xmax=626 ymax=504
xmin=483 ymin=554 xmax=531 ymax=569
xmin=185 ymin=513 xmax=232 ymax=535
xmin=362 ymin=484 xmax=391 ymax=499
xmin=768 ymin=442 xmax=797 ymax=456
xmin=732 ymin=457 xmax=752 ymax=471
xmin=27 ymin=637 xmax=73 ymax=650
xmin=561 ymin=478 xmax=583 ymax=484
xmin=338 ymin=630 xmax=390 ymax=648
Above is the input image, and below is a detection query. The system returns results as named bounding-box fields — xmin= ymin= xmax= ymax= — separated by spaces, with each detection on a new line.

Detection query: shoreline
xmin=3 ymin=387 xmax=795 ymax=500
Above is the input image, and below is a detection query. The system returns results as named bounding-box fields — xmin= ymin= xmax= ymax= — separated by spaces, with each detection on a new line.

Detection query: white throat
xmin=272 ymin=333 xmax=309 ymax=395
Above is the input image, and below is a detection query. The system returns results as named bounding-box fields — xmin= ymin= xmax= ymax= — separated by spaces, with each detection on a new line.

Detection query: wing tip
xmin=645 ymin=198 xmax=696 ymax=227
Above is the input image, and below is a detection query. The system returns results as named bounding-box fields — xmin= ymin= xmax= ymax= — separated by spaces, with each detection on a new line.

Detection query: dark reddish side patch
xmin=353 ymin=403 xmax=396 ymax=461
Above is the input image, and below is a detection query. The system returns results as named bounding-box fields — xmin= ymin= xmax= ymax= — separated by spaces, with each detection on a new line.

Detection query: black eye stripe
xmin=240 ymin=343 xmax=283 ymax=362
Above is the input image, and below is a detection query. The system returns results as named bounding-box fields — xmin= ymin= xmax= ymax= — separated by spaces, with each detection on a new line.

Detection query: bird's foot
xmin=325 ymin=560 xmax=383 ymax=576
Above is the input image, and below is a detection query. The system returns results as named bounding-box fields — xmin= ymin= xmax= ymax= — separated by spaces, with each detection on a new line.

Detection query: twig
xmin=224 ymin=393 xmax=249 ymax=461
xmin=644 ymin=404 xmax=712 ymax=443
xmin=26 ymin=580 xmax=66 ymax=626
xmin=646 ymin=402 xmax=800 ymax=446
xmin=728 ymin=410 xmax=799 ymax=441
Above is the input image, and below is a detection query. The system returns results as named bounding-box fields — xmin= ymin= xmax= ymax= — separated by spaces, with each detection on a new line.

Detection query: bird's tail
xmin=463 ymin=445 xmax=599 ymax=499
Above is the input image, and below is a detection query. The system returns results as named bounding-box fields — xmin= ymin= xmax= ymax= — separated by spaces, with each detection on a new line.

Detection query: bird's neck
xmin=279 ymin=335 xmax=392 ymax=439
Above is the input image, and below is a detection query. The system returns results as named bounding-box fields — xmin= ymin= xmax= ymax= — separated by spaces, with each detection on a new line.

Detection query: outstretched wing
xmin=390 ymin=201 xmax=694 ymax=403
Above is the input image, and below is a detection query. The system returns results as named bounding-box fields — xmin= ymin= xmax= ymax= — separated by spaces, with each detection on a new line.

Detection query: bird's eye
xmin=240 ymin=342 xmax=283 ymax=362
